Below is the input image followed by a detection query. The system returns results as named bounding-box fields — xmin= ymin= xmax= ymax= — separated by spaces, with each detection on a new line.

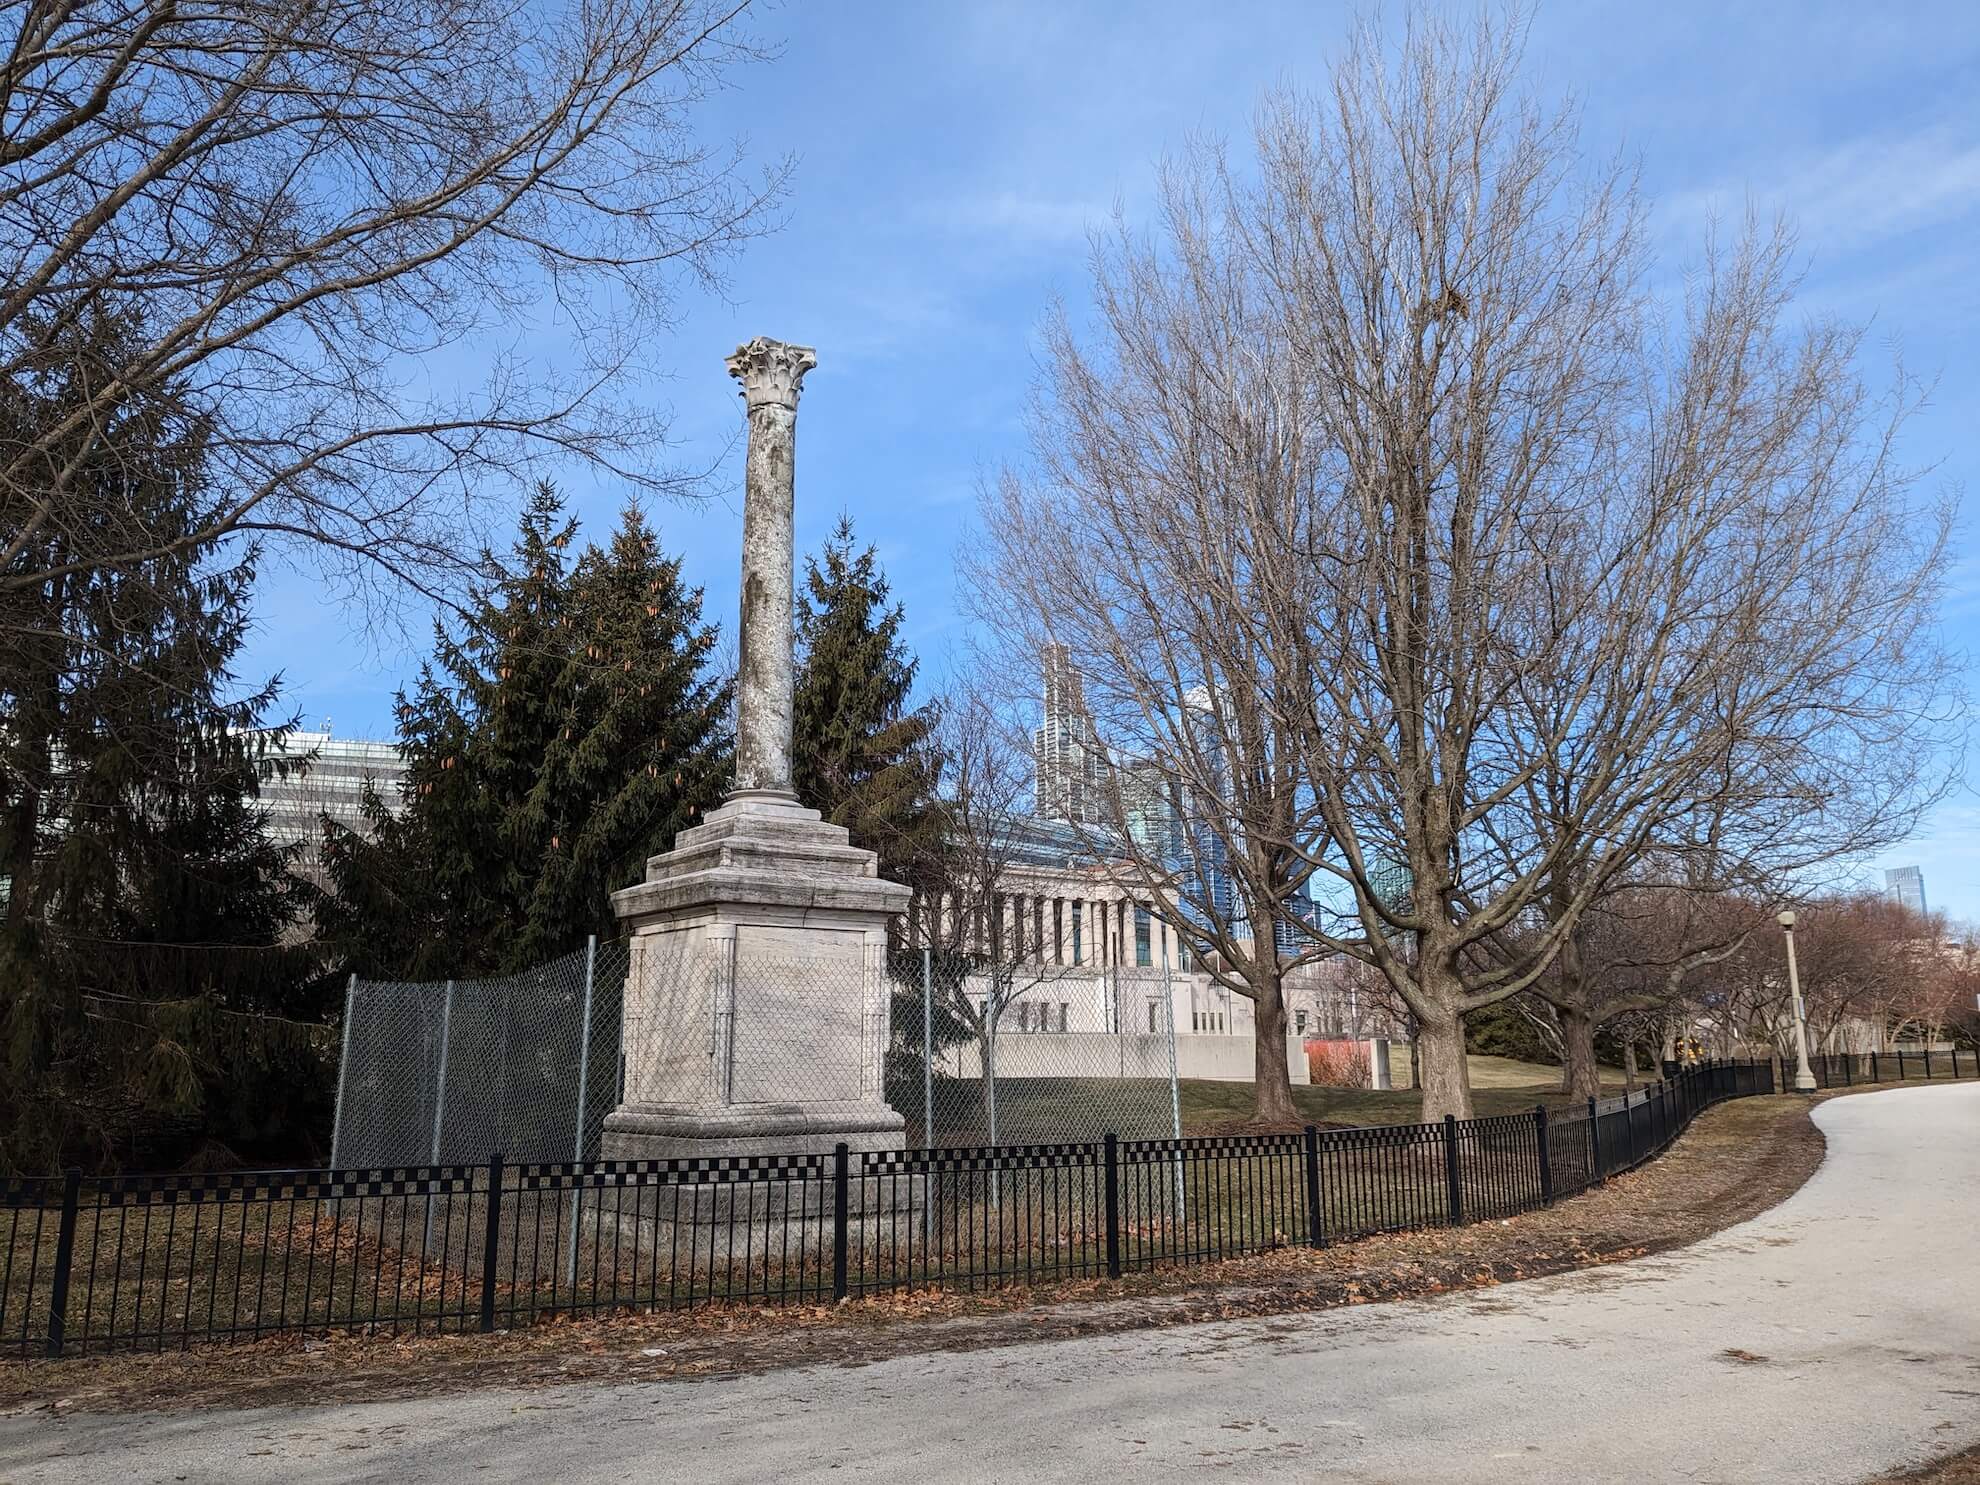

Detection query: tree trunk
xmin=1248 ymin=959 xmax=1298 ymax=1126
xmin=1416 ymin=1009 xmax=1473 ymax=1121
xmin=1558 ymin=1003 xmax=1602 ymax=1100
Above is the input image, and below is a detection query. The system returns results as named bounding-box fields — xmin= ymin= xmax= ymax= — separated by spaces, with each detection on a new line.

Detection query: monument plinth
xmin=603 ymin=338 xmax=913 ymax=1168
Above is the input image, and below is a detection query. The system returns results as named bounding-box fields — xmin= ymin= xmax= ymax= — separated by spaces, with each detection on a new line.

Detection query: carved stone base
xmin=606 ymin=788 xmax=914 ymax=1168
xmin=602 ymin=1099 xmax=907 ymax=1163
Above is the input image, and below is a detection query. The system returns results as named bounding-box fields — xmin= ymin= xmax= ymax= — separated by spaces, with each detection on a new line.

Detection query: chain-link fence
xmin=887 ymin=954 xmax=1184 ymax=1148
xmin=330 ymin=941 xmax=1191 ymax=1162
xmin=617 ymin=930 xmax=888 ymax=1121
xmin=330 ymin=938 xmax=628 ymax=1170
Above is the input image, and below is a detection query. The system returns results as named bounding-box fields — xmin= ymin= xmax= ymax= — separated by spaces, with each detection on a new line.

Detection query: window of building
xmin=1148 ymin=1002 xmax=1161 ymax=1033
xmin=1071 ymin=901 xmax=1084 ymax=964
xmin=1057 ymin=1003 xmax=1069 ymax=1033
xmin=1295 ymin=1009 xmax=1308 ymax=1035
xmin=1017 ymin=1002 xmax=1031 ymax=1033
xmin=1135 ymin=905 xmax=1152 ymax=967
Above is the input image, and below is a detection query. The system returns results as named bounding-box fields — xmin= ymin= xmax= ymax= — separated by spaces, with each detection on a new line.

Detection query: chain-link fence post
xmin=330 ymin=972 xmax=356 ymax=1171
xmin=566 ymin=935 xmax=597 ymax=1288
xmin=986 ymin=980 xmax=1002 ymax=1209
xmin=717 ymin=934 xmax=737 ymax=1104
xmin=1161 ymin=943 xmax=1184 ymax=1218
xmin=921 ymin=949 xmax=935 ymax=1149
xmin=1113 ymin=966 xmax=1125 ymax=1076
xmin=986 ymin=989 xmax=1000 ymax=1149
xmin=423 ymin=978 xmax=455 ymax=1253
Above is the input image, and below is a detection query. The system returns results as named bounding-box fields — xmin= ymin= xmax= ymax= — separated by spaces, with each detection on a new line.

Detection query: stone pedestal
xmin=603 ymin=791 xmax=913 ymax=1164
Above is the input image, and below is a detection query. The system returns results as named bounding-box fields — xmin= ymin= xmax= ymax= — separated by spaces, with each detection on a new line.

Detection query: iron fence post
xmin=832 ymin=1142 xmax=851 ymax=1302
xmin=44 ymin=1169 xmax=81 ymax=1358
xmin=1442 ymin=1114 xmax=1463 ymax=1226
xmin=1535 ymin=1105 xmax=1553 ymax=1206
xmin=1303 ymin=1124 xmax=1325 ymax=1247
xmin=479 ymin=1152 xmax=504 ymax=1333
xmin=1103 ymin=1133 xmax=1122 ymax=1278
xmin=1588 ymin=1096 xmax=1605 ymax=1185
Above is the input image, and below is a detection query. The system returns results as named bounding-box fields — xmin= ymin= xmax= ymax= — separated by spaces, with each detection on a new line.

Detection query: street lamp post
xmin=1778 ymin=909 xmax=1817 ymax=1093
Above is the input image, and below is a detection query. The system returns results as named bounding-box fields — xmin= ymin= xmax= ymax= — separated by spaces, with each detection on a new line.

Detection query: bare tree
xmin=0 ymin=0 xmax=787 ymax=631
xmin=983 ymin=8 xmax=1959 ymax=1119
xmin=1674 ymin=893 xmax=1953 ymax=1066
xmin=1506 ymin=882 xmax=1759 ymax=1098
xmin=1257 ymin=12 xmax=1959 ymax=1117
xmin=895 ymin=687 xmax=1084 ymax=1136
xmin=972 ymin=433 xmax=1326 ymax=1123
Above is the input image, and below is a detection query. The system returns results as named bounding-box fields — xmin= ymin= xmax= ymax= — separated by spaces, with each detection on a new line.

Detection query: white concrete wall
xmin=945 ymin=1031 xmax=1309 ymax=1085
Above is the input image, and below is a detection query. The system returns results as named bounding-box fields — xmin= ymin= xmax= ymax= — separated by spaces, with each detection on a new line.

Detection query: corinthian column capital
xmin=726 ymin=337 xmax=817 ymax=411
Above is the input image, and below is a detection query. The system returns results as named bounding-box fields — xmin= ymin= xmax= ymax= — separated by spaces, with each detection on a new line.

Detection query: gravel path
xmin=3 ymin=1082 xmax=1975 ymax=1484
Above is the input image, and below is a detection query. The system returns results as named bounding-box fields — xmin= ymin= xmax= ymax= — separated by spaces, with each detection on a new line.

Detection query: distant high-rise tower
xmin=1033 ymin=644 xmax=1107 ymax=824
xmin=1885 ymin=865 xmax=1927 ymax=916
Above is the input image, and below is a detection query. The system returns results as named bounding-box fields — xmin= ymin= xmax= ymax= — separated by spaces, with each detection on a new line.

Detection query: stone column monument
xmin=602 ymin=338 xmax=914 ymax=1164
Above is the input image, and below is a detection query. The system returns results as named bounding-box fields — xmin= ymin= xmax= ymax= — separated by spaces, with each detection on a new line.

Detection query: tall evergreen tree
xmin=323 ymin=491 xmax=732 ymax=977
xmin=514 ymin=504 xmax=733 ymax=964
xmin=1 ymin=313 xmax=323 ymax=1173
xmin=792 ymin=515 xmax=943 ymax=882
xmin=318 ymin=484 xmax=572 ymax=978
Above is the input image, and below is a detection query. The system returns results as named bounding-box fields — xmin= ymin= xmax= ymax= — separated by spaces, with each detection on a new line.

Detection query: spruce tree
xmin=324 ymin=492 xmax=732 ymax=976
xmin=320 ymin=483 xmax=575 ymax=977
xmin=1 ymin=313 xmax=322 ymax=1172
xmin=514 ymin=503 xmax=732 ymax=964
xmin=792 ymin=515 xmax=942 ymax=882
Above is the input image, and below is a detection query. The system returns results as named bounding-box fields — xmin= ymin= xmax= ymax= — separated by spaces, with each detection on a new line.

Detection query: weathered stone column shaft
xmin=726 ymin=337 xmax=816 ymax=797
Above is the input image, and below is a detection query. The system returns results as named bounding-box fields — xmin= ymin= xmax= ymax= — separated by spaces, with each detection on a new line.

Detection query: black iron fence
xmin=14 ymin=1052 xmax=1967 ymax=1360
xmin=1796 ymin=1046 xmax=1974 ymax=1089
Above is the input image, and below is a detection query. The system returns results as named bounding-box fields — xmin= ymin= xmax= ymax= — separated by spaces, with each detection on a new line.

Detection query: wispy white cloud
xmin=1665 ymin=124 xmax=1980 ymax=255
xmin=922 ymin=189 xmax=1107 ymax=252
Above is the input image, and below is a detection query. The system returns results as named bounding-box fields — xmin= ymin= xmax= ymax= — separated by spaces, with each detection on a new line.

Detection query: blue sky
xmin=241 ymin=1 xmax=1980 ymax=922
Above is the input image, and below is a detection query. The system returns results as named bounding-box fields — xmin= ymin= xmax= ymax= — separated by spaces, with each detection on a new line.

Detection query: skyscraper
xmin=1885 ymin=865 xmax=1927 ymax=916
xmin=1033 ymin=643 xmax=1107 ymax=824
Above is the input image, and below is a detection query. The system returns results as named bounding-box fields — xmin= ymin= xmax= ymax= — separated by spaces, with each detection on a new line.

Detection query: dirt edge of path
xmin=1877 ymin=1442 xmax=1980 ymax=1482
xmin=0 ymin=1084 xmax=1895 ymax=1418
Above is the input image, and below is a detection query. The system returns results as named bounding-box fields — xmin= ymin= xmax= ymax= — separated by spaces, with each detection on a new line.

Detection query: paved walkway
xmin=4 ymin=1083 xmax=1977 ymax=1484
